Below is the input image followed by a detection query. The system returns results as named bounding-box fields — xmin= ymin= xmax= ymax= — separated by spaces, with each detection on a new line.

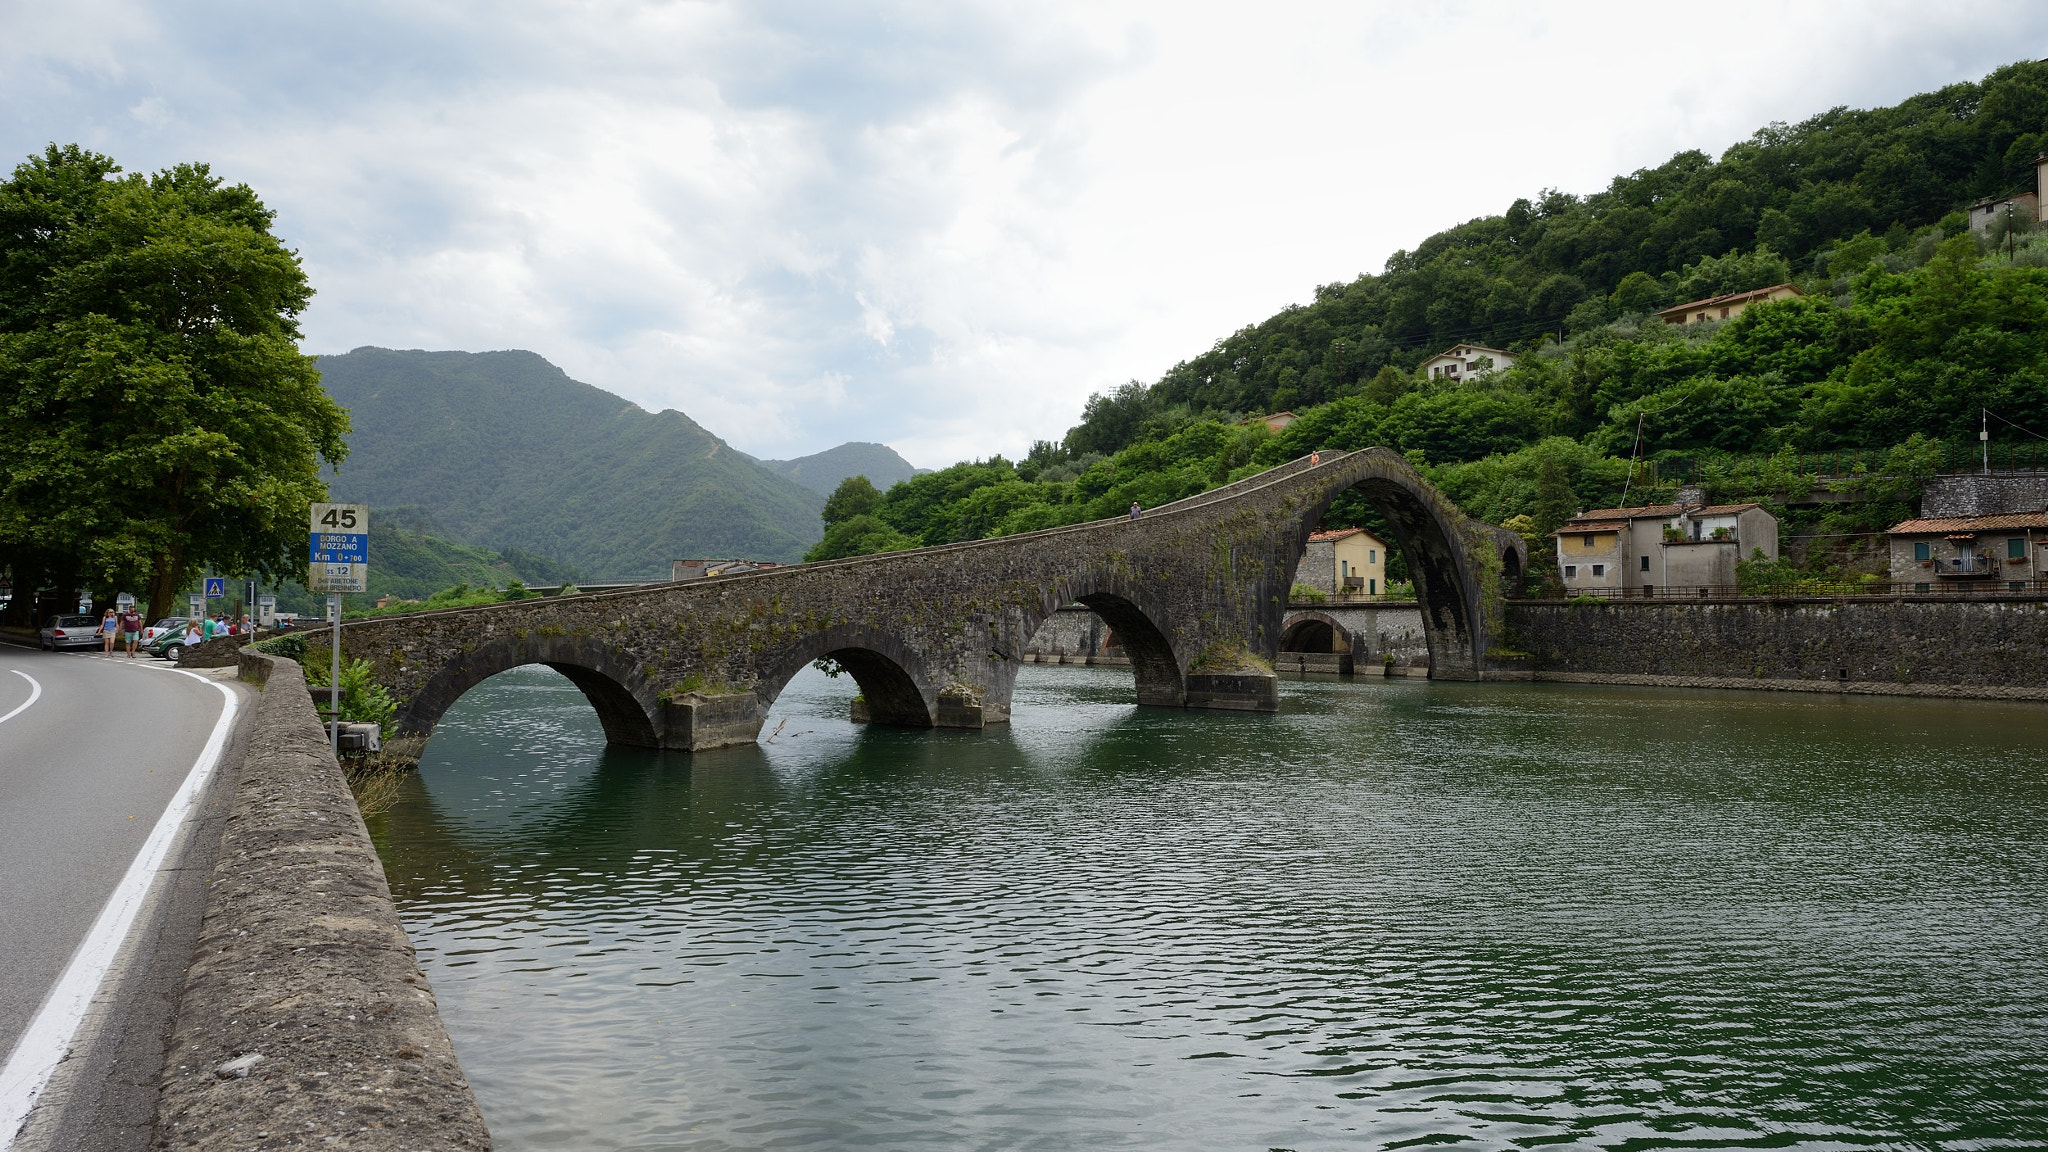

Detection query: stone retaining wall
xmin=152 ymin=648 xmax=489 ymax=1151
xmin=1506 ymin=596 xmax=2048 ymax=697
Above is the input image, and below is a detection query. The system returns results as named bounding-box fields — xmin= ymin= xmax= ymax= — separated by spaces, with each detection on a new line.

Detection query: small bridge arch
xmin=394 ymin=634 xmax=664 ymax=748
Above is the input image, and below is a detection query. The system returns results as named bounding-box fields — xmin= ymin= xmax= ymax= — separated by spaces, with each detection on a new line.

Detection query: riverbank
xmin=150 ymin=648 xmax=488 ymax=1151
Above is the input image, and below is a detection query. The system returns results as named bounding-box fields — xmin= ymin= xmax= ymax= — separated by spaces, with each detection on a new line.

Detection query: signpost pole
xmin=329 ymin=594 xmax=343 ymax=756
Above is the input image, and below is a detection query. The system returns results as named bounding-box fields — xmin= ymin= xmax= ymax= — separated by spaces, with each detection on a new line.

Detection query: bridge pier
xmin=659 ymin=691 xmax=767 ymax=752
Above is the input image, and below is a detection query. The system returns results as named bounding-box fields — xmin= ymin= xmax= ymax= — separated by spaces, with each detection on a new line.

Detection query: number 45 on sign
xmin=308 ymin=503 xmax=369 ymax=594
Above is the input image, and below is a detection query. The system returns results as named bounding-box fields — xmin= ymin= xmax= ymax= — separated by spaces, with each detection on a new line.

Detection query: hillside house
xmin=1656 ymin=283 xmax=1802 ymax=326
xmin=1298 ymin=527 xmax=1389 ymax=598
xmin=1886 ymin=512 xmax=2048 ymax=591
xmin=1968 ymin=153 xmax=2048 ymax=235
xmin=1553 ymin=502 xmax=1778 ymax=595
xmin=1257 ymin=411 xmax=1299 ymax=432
xmin=1419 ymin=344 xmax=1515 ymax=383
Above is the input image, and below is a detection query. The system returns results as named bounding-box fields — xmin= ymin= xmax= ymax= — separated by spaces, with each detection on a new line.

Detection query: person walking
xmin=1129 ymin=501 xmax=1142 ymax=520
xmin=99 ymin=608 xmax=118 ymax=654
xmin=118 ymin=605 xmax=144 ymax=658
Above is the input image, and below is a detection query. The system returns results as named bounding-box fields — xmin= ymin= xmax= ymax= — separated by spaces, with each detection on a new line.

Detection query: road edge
xmin=149 ymin=648 xmax=490 ymax=1150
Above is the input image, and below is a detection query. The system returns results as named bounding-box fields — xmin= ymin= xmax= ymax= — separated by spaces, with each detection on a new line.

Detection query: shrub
xmin=1289 ymin=583 xmax=1327 ymax=603
xmin=304 ymin=657 xmax=398 ymax=736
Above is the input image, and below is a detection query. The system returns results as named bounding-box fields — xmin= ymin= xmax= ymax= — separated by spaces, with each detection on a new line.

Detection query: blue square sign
xmin=203 ymin=576 xmax=226 ymax=598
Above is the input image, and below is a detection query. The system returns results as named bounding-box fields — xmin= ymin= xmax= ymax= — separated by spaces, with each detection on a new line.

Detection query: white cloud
xmin=3 ymin=0 xmax=2045 ymax=467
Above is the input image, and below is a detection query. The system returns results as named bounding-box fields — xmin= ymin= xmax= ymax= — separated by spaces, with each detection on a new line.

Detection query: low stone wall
xmin=153 ymin=648 xmax=490 ymax=1150
xmin=1506 ymin=596 xmax=2048 ymax=698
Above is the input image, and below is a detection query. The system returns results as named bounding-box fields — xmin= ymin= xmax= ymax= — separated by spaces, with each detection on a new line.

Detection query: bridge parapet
xmin=312 ymin=450 xmax=1525 ymax=752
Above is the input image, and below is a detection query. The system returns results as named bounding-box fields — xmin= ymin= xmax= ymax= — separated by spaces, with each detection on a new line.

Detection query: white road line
xmin=0 ymin=668 xmax=238 ymax=1150
xmin=0 ymin=672 xmax=38 ymax=726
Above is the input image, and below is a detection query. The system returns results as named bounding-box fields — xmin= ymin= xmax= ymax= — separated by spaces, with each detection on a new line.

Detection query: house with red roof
xmin=1552 ymin=501 xmax=1778 ymax=595
xmin=1299 ymin=527 xmax=1390 ymax=599
xmin=1656 ymin=283 xmax=1802 ymax=326
xmin=1886 ymin=511 xmax=2048 ymax=590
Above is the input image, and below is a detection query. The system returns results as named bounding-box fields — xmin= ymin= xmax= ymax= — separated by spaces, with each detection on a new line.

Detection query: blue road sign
xmin=203 ymin=576 xmax=226 ymax=598
xmin=308 ymin=532 xmax=369 ymax=564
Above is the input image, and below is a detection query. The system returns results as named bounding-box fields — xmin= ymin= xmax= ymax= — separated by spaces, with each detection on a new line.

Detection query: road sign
xmin=203 ymin=576 xmax=226 ymax=599
xmin=308 ymin=503 xmax=369 ymax=593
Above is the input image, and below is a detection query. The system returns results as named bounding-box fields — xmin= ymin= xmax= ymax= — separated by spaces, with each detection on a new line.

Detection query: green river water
xmin=368 ymin=663 xmax=2048 ymax=1151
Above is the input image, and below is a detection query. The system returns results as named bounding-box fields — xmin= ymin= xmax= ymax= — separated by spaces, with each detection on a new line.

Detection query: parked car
xmin=40 ymin=614 xmax=102 ymax=650
xmin=144 ymin=623 xmax=190 ymax=660
xmin=141 ymin=617 xmax=184 ymax=644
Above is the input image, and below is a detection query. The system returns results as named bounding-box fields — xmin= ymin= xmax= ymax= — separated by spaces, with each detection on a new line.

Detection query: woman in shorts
xmin=99 ymin=608 xmax=118 ymax=654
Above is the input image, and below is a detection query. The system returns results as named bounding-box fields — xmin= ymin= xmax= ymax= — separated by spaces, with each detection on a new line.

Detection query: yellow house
xmin=1657 ymin=283 xmax=1802 ymax=326
xmin=1300 ymin=527 xmax=1389 ymax=598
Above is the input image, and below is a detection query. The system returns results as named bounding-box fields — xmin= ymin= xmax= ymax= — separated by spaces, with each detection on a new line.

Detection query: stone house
xmin=1553 ymin=502 xmax=1778 ymax=595
xmin=1419 ymin=343 xmax=1515 ymax=383
xmin=1298 ymin=527 xmax=1389 ymax=598
xmin=1886 ymin=511 xmax=2048 ymax=591
xmin=1656 ymin=283 xmax=1802 ymax=327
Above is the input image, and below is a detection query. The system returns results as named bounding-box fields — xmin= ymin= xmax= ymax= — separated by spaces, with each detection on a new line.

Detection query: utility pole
xmin=1983 ymin=409 xmax=1991 ymax=474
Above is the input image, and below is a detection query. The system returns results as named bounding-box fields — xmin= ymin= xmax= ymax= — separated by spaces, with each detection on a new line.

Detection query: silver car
xmin=40 ymin=614 xmax=104 ymax=650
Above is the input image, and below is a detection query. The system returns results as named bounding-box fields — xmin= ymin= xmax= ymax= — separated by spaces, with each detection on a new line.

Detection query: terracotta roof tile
xmin=1888 ymin=512 xmax=2048 ymax=534
xmin=1656 ymin=283 xmax=1802 ymax=317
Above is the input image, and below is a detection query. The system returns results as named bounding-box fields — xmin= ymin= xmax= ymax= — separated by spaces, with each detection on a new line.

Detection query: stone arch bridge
xmin=314 ymin=450 xmax=1528 ymax=751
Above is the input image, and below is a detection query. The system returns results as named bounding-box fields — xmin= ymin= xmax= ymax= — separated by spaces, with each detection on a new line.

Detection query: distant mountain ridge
xmin=316 ymin=348 xmax=825 ymax=576
xmin=758 ymin=441 xmax=923 ymax=495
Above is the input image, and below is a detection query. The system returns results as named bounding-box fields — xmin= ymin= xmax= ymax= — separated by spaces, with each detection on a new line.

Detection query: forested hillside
xmin=318 ymin=348 xmax=824 ymax=575
xmin=811 ymin=60 xmax=2048 ymax=576
xmin=759 ymin=441 xmax=921 ymax=495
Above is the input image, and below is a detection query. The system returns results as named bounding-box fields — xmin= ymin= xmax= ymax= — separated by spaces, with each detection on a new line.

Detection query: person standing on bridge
xmin=1129 ymin=501 xmax=1142 ymax=520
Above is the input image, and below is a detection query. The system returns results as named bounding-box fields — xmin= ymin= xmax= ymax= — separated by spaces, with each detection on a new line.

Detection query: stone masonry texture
xmin=1506 ymin=596 xmax=2048 ymax=696
xmin=152 ymin=649 xmax=490 ymax=1151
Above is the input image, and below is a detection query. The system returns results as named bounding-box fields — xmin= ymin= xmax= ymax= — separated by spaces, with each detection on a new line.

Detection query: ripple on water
xmin=367 ymin=663 xmax=2048 ymax=1151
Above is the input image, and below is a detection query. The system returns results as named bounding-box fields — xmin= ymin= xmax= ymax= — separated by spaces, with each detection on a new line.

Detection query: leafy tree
xmin=804 ymin=514 xmax=916 ymax=562
xmin=822 ymin=474 xmax=882 ymax=526
xmin=1532 ymin=452 xmax=1577 ymax=534
xmin=0 ymin=145 xmax=348 ymax=619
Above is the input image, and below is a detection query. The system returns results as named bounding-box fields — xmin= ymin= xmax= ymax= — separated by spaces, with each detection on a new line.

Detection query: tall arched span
xmin=1288 ymin=448 xmax=1515 ymax=679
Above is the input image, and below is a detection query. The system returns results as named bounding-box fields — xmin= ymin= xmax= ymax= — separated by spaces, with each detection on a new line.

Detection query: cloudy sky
xmin=5 ymin=2 xmax=2045 ymax=467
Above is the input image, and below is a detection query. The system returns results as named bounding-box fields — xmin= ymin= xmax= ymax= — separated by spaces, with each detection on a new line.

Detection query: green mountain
xmin=758 ymin=441 xmax=923 ymax=495
xmin=316 ymin=348 xmax=824 ymax=577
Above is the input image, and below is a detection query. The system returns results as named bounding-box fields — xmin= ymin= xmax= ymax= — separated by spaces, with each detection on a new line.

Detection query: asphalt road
xmin=0 ymin=647 xmax=232 ymax=1107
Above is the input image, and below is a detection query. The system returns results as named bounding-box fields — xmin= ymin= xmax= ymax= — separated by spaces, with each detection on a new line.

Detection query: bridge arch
xmin=1279 ymin=611 xmax=1352 ymax=654
xmin=1025 ymin=580 xmax=1187 ymax=708
xmin=757 ymin=624 xmax=941 ymax=728
xmin=392 ymin=634 xmax=663 ymax=748
xmin=1291 ymin=448 xmax=1501 ymax=679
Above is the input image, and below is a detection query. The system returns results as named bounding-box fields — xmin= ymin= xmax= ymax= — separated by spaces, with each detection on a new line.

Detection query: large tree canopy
xmin=0 ymin=144 xmax=348 ymax=620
